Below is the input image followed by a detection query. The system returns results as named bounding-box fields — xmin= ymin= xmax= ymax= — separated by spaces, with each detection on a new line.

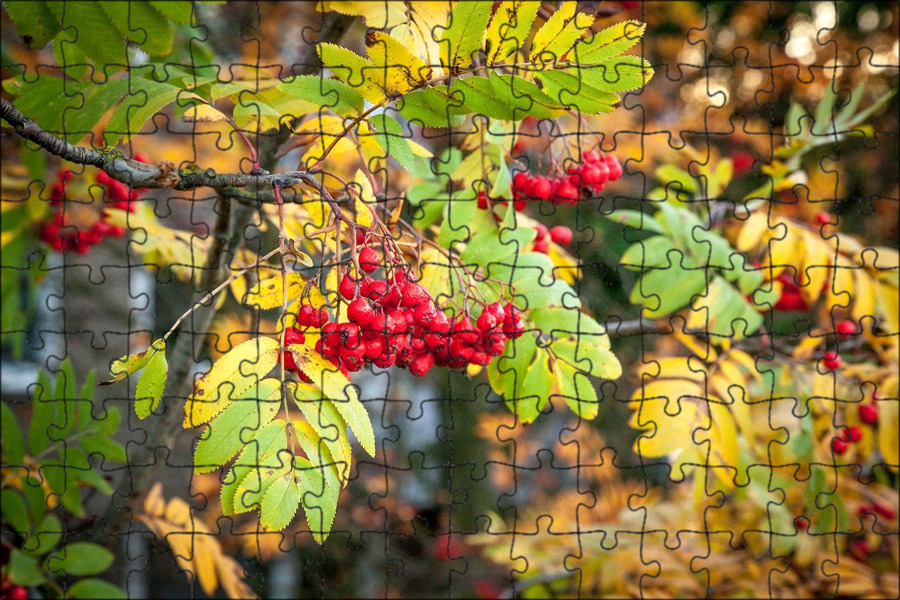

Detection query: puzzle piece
xmin=1 ymin=2 xmax=898 ymax=598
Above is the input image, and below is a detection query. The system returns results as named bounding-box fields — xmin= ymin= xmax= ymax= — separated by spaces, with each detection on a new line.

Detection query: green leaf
xmin=8 ymin=550 xmax=45 ymax=586
xmin=291 ymin=383 xmax=352 ymax=483
xmin=81 ymin=435 xmax=126 ymax=464
xmin=689 ymin=276 xmax=763 ymax=339
xmin=278 ymin=75 xmax=364 ymax=116
xmin=9 ymin=76 xmax=95 ymax=142
xmin=441 ymin=1 xmax=493 ymax=70
xmin=576 ymin=20 xmax=646 ymax=64
xmin=368 ymin=113 xmax=417 ymax=175
xmin=530 ymin=307 xmax=610 ymax=346
xmin=655 ymin=164 xmax=698 ymax=193
xmin=1 ymin=402 xmax=26 ymax=464
xmin=135 ymin=347 xmax=168 ymax=419
xmin=399 ymin=87 xmax=463 ymax=127
xmin=554 ymin=361 xmax=600 ymax=420
xmin=97 ymin=1 xmax=175 ymax=56
xmin=317 ymin=43 xmax=385 ymax=103
xmin=148 ymin=1 xmax=194 ymax=24
xmin=106 ymin=340 xmax=166 ymax=385
xmin=1 ymin=489 xmax=30 ymax=535
xmin=104 ymin=80 xmax=204 ymax=145
xmin=221 ymin=420 xmax=287 ymax=515
xmin=65 ymin=579 xmax=127 ymax=599
xmin=260 ymin=472 xmax=301 ymax=532
xmin=489 ymin=74 xmax=566 ymax=120
xmin=29 ymin=370 xmax=56 ymax=455
xmin=448 ymin=76 xmax=516 ymax=121
xmin=550 ymin=338 xmax=622 ymax=380
xmin=294 ymin=453 xmax=339 ymax=543
xmin=490 ymin=332 xmax=537 ymax=401
xmin=605 ymin=209 xmax=665 ymax=233
xmin=194 ymin=378 xmax=281 ymax=473
xmin=630 ymin=263 xmax=708 ymax=318
xmin=620 ymin=236 xmax=679 ymax=271
xmin=566 ymin=56 xmax=654 ymax=94
xmin=56 ymin=1 xmax=128 ymax=67
xmin=45 ymin=542 xmax=113 ymax=576
xmin=484 ymin=1 xmax=541 ymax=65
xmin=4 ymin=1 xmax=61 ymax=48
xmin=286 ymin=345 xmax=374 ymax=457
xmin=23 ymin=513 xmax=62 ymax=556
xmin=534 ymin=70 xmax=619 ymax=114
xmin=514 ymin=347 xmax=553 ymax=423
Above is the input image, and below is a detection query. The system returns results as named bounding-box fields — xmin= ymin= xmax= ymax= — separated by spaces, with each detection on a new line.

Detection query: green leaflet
xmin=534 ymin=70 xmax=619 ymax=114
xmin=630 ymin=260 xmax=709 ymax=318
xmin=399 ymin=88 xmax=463 ymax=127
xmin=515 ymin=346 xmax=553 ymax=423
xmin=44 ymin=542 xmax=113 ymax=577
xmin=65 ymin=579 xmax=128 ymax=599
xmin=23 ymin=513 xmax=62 ymax=556
xmin=278 ymin=75 xmax=364 ymax=116
xmin=562 ymin=56 xmax=654 ymax=94
xmin=7 ymin=550 xmax=45 ymax=586
xmin=550 ymin=338 xmax=622 ymax=380
xmin=368 ymin=113 xmax=417 ymax=174
xmin=221 ymin=419 xmax=287 ymax=515
xmin=103 ymin=79 xmax=205 ymax=145
xmin=554 ymin=360 xmax=600 ymax=420
xmin=97 ymin=1 xmax=175 ymax=57
xmin=194 ymin=378 xmax=282 ymax=473
xmin=134 ymin=346 xmax=168 ymax=420
xmin=530 ymin=307 xmax=610 ymax=347
xmin=440 ymin=1 xmax=493 ymax=70
xmin=3 ymin=1 xmax=60 ymax=48
xmin=575 ymin=20 xmax=646 ymax=64
xmin=259 ymin=473 xmax=301 ymax=532
xmin=1 ymin=403 xmax=25 ymax=464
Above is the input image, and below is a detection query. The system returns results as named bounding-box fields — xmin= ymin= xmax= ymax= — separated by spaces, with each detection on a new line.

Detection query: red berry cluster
xmin=531 ymin=223 xmax=573 ymax=254
xmin=38 ymin=212 xmax=126 ymax=254
xmin=831 ymin=425 xmax=863 ymax=455
xmin=513 ymin=150 xmax=622 ymax=206
xmin=858 ymin=500 xmax=896 ymax=521
xmin=0 ymin=576 xmax=27 ymax=600
xmin=39 ymin=159 xmax=148 ymax=254
xmin=280 ymin=264 xmax=525 ymax=380
xmin=773 ymin=271 xmax=809 ymax=312
xmin=822 ymin=351 xmax=841 ymax=371
xmin=858 ymin=401 xmax=878 ymax=425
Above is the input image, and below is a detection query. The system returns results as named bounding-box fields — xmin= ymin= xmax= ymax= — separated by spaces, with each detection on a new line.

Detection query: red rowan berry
xmin=859 ymin=403 xmax=878 ymax=425
xmin=822 ymin=351 xmax=841 ymax=370
xmin=359 ymin=247 xmax=380 ymax=273
xmin=550 ymin=226 xmax=573 ymax=245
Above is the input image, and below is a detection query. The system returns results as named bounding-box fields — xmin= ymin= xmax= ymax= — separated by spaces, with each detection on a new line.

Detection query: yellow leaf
xmin=851 ymin=268 xmax=876 ymax=322
xmin=317 ymin=43 xmax=386 ymax=104
xmin=181 ymin=103 xmax=229 ymax=123
xmin=390 ymin=2 xmax=450 ymax=79
xmin=286 ymin=344 xmax=375 ymax=456
xmin=184 ymin=337 xmax=280 ymax=427
xmin=484 ymin=1 xmax=541 ymax=65
xmin=672 ymin=329 xmax=717 ymax=361
xmin=352 ymin=169 xmax=375 ymax=229
xmin=322 ymin=1 xmax=407 ymax=28
xmin=366 ymin=31 xmax=432 ymax=94
xmin=736 ymin=211 xmax=769 ymax=253
xmin=243 ymin=272 xmax=307 ymax=310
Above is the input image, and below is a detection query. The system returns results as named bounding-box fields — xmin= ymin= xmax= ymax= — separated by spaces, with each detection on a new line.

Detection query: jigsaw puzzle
xmin=1 ymin=1 xmax=898 ymax=598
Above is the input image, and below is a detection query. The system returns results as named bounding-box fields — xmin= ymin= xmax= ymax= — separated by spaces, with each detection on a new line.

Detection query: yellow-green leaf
xmin=259 ymin=472 xmax=301 ymax=532
xmin=366 ymin=31 xmax=432 ymax=94
xmin=440 ymin=1 xmax=493 ymax=70
xmin=286 ymin=344 xmax=375 ymax=456
xmin=104 ymin=339 xmax=165 ymax=385
xmin=321 ymin=1 xmax=407 ymax=28
xmin=352 ymin=170 xmax=375 ymax=229
xmin=242 ymin=272 xmax=308 ymax=310
xmin=290 ymin=382 xmax=353 ymax=484
xmin=575 ymin=20 xmax=646 ymax=64
xmin=135 ymin=348 xmax=168 ymax=420
xmin=317 ymin=43 xmax=386 ymax=104
xmin=184 ymin=337 xmax=280 ymax=428
xmin=529 ymin=2 xmax=592 ymax=63
xmin=484 ymin=1 xmax=541 ymax=65
xmin=554 ymin=360 xmax=600 ymax=420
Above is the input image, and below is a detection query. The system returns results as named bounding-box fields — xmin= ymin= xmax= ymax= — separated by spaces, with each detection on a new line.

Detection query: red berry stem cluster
xmin=532 ymin=223 xmax=573 ymax=254
xmin=39 ymin=159 xmax=147 ymax=254
xmin=513 ymin=150 xmax=622 ymax=206
xmin=279 ymin=248 xmax=525 ymax=379
xmin=831 ymin=424 xmax=863 ymax=455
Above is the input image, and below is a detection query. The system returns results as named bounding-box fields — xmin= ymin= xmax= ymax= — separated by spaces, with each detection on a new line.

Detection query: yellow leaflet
xmin=286 ymin=344 xmax=375 ymax=456
xmin=484 ymin=1 xmax=541 ymax=65
xmin=418 ymin=246 xmax=456 ymax=308
xmin=768 ymin=226 xmax=802 ymax=279
xmin=642 ymin=357 xmax=706 ymax=383
xmin=391 ymin=2 xmax=450 ymax=79
xmin=289 ymin=381 xmax=354 ymax=485
xmin=823 ymin=255 xmax=854 ymax=311
xmin=243 ymin=272 xmax=307 ymax=310
xmin=791 ymin=335 xmax=822 ymax=361
xmin=708 ymin=403 xmax=739 ymax=485
xmin=321 ymin=1 xmax=407 ymax=28
xmin=798 ymin=229 xmax=832 ymax=304
xmin=317 ymin=43 xmax=386 ymax=104
xmin=366 ymin=31 xmax=432 ymax=94
xmin=547 ymin=243 xmax=580 ymax=284
xmin=576 ymin=20 xmax=646 ymax=63
xmin=875 ymin=280 xmax=899 ymax=333
xmin=878 ymin=397 xmax=898 ymax=471
xmin=297 ymin=114 xmax=358 ymax=167
xmin=736 ymin=211 xmax=769 ymax=253
xmin=352 ymin=169 xmax=375 ymax=229
xmin=529 ymin=2 xmax=593 ymax=63
xmin=181 ymin=103 xmax=229 ymax=123
xmin=851 ymin=268 xmax=876 ymax=323
xmin=672 ymin=329 xmax=717 ymax=362
xmin=183 ymin=337 xmax=280 ymax=427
